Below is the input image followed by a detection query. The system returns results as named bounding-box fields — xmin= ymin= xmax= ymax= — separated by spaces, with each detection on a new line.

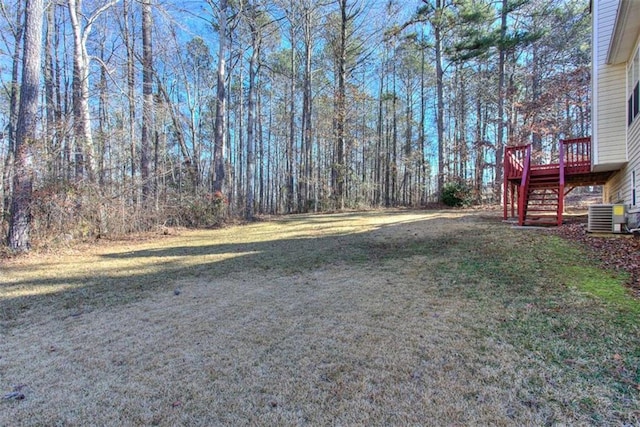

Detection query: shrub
xmin=441 ymin=181 xmax=472 ymax=207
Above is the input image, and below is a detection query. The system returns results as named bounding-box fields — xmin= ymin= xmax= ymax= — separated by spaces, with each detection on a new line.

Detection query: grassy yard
xmin=1 ymin=210 xmax=638 ymax=425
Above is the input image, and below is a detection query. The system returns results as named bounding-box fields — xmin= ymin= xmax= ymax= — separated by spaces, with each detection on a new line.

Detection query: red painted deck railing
xmin=504 ymin=145 xmax=527 ymax=180
xmin=504 ymin=137 xmax=591 ymax=181
xmin=562 ymin=137 xmax=591 ymax=174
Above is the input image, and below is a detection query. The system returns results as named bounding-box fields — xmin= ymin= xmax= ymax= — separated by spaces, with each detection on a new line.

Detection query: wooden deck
xmin=503 ymin=137 xmax=616 ymax=226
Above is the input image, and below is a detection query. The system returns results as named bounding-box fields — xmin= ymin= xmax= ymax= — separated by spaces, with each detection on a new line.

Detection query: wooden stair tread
xmin=522 ymin=172 xmax=562 ymax=226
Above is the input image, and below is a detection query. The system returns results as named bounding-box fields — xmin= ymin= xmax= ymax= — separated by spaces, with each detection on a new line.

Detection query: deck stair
xmin=523 ymin=169 xmax=562 ymax=226
xmin=503 ymin=137 xmax=615 ymax=227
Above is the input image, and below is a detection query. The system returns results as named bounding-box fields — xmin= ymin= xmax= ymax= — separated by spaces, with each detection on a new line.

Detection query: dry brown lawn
xmin=1 ymin=209 xmax=639 ymax=426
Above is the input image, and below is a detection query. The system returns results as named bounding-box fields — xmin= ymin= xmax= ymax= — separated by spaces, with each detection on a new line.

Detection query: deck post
xmin=558 ymin=139 xmax=565 ymax=226
xmin=503 ymin=179 xmax=508 ymax=220
xmin=503 ymin=151 xmax=508 ymax=220
xmin=518 ymin=145 xmax=532 ymax=226
xmin=511 ymin=183 xmax=516 ymax=218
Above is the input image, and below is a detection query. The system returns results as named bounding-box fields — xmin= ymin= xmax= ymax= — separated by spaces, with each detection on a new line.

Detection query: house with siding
xmin=503 ymin=0 xmax=640 ymax=227
xmin=593 ymin=0 xmax=640 ymax=214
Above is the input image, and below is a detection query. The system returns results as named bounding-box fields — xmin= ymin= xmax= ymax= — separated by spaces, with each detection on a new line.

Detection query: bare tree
xmin=0 ymin=2 xmax=24 ymax=218
xmin=7 ymin=0 xmax=43 ymax=251
xmin=244 ymin=2 xmax=261 ymax=219
xmin=211 ymin=0 xmax=229 ymax=195
xmin=332 ymin=0 xmax=351 ymax=210
xmin=493 ymin=0 xmax=508 ymax=201
xmin=67 ymin=0 xmax=120 ymax=182
xmin=121 ymin=0 xmax=136 ymax=201
xmin=301 ymin=0 xmax=316 ymax=211
xmin=43 ymin=2 xmax=58 ymax=179
xmin=420 ymin=0 xmax=446 ymax=196
xmin=141 ymin=0 xmax=153 ymax=200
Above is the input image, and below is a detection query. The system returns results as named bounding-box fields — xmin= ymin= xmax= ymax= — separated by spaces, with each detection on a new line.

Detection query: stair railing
xmin=504 ymin=145 xmax=528 ymax=220
xmin=518 ymin=144 xmax=532 ymax=226
xmin=504 ymin=146 xmax=526 ymax=178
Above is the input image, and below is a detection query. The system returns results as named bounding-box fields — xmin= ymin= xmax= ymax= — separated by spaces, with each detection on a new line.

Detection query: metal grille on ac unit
xmin=587 ymin=204 xmax=627 ymax=233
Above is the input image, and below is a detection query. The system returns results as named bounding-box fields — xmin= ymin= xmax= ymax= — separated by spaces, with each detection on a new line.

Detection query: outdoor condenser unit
xmin=587 ymin=204 xmax=627 ymax=233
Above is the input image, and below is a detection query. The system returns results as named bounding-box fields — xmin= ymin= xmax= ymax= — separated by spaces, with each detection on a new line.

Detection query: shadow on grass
xmin=1 ymin=212 xmax=479 ymax=320
xmin=1 ymin=210 xmax=636 ymax=327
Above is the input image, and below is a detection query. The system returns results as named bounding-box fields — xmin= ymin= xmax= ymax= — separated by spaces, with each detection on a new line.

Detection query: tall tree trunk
xmin=258 ymin=83 xmax=265 ymax=214
xmin=435 ymin=0 xmax=445 ymax=197
xmin=53 ymin=4 xmax=64 ymax=177
xmin=287 ymin=23 xmax=296 ymax=213
xmin=531 ymin=41 xmax=542 ymax=151
xmin=141 ymin=0 xmax=153 ymax=201
xmin=237 ymin=60 xmax=244 ymax=209
xmin=301 ymin=2 xmax=313 ymax=211
xmin=459 ymin=70 xmax=468 ymax=180
xmin=67 ymin=0 xmax=119 ymax=184
xmin=403 ymin=80 xmax=413 ymax=205
xmin=68 ymin=0 xmax=93 ymax=182
xmin=57 ymin=4 xmax=71 ymax=181
xmin=8 ymin=0 xmax=43 ymax=252
xmin=2 ymin=4 xmax=24 ymax=217
xmin=419 ymin=31 xmax=427 ymax=204
xmin=392 ymin=53 xmax=398 ymax=206
xmin=212 ymin=0 xmax=228 ymax=194
xmin=475 ymin=63 xmax=484 ymax=200
xmin=333 ymin=0 xmax=347 ymax=210
xmin=494 ymin=0 xmax=508 ymax=202
xmin=266 ymin=88 xmax=273 ymax=213
xmin=44 ymin=3 xmax=56 ymax=179
xmin=98 ymin=44 xmax=108 ymax=187
xmin=384 ymin=66 xmax=391 ymax=207
xmin=375 ymin=53 xmax=384 ymax=206
xmin=122 ymin=0 xmax=136 ymax=203
xmin=246 ymin=29 xmax=259 ymax=220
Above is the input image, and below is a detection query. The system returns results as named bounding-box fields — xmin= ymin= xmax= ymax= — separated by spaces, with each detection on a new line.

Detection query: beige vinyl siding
xmin=603 ymin=15 xmax=640 ymax=205
xmin=594 ymin=0 xmax=627 ymax=167
xmin=604 ymin=167 xmax=624 ymax=203
xmin=596 ymin=63 xmax=626 ymax=163
xmin=622 ymin=43 xmax=640 ymax=204
xmin=609 ymin=96 xmax=640 ymax=203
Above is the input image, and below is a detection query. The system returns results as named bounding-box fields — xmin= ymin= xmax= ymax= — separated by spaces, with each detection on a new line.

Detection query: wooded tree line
xmin=1 ymin=0 xmax=589 ymax=250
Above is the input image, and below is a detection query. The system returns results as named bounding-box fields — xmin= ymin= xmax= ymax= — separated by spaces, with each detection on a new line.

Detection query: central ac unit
xmin=587 ymin=204 xmax=627 ymax=233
